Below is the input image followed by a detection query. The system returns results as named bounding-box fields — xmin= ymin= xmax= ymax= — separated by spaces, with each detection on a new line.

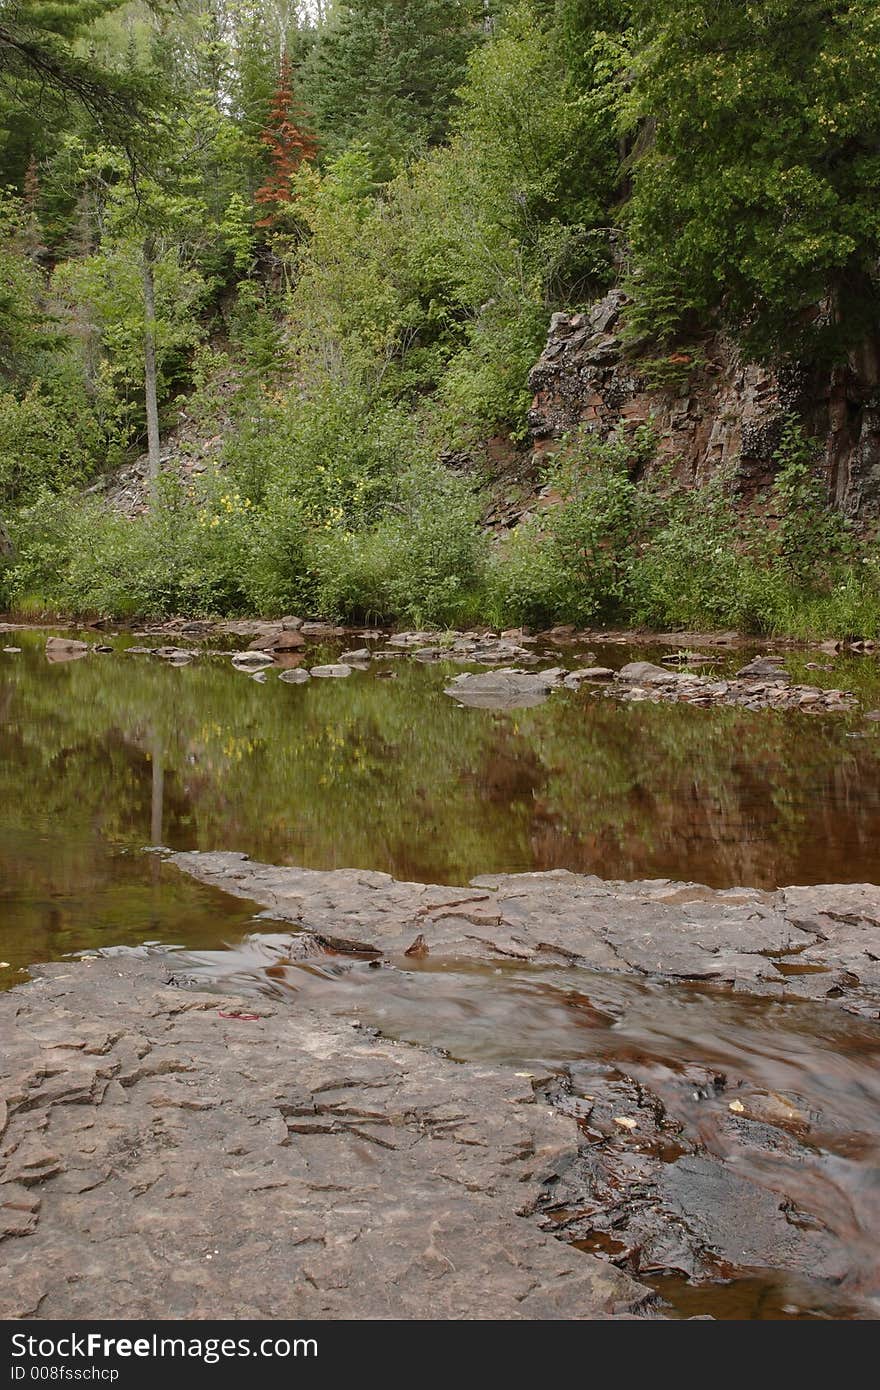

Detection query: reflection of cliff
xmin=528 ymin=292 xmax=880 ymax=516
xmin=519 ymin=701 xmax=880 ymax=888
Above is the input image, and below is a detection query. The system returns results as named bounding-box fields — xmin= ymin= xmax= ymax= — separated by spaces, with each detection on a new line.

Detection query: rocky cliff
xmin=527 ymin=290 xmax=880 ymax=517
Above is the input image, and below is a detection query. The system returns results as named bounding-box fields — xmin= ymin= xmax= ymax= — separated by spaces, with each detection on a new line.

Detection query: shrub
xmin=312 ymin=466 xmax=484 ymax=626
xmin=487 ymin=429 xmax=649 ymax=626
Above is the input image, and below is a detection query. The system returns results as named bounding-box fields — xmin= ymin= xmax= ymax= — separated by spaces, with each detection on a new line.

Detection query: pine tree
xmin=254 ymin=52 xmax=318 ymax=227
xmin=305 ymin=0 xmax=487 ymax=177
xmin=0 ymin=1 xmax=157 ymax=159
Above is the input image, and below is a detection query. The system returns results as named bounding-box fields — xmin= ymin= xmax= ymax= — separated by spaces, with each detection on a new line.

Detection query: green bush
xmin=487 ymin=429 xmax=648 ymax=627
xmin=312 ymin=466 xmax=484 ymax=626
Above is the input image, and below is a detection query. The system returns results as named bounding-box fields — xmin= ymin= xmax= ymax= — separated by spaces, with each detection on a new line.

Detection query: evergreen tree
xmin=254 ymin=51 xmax=318 ymax=227
xmin=624 ymin=0 xmax=880 ymax=363
xmin=305 ymin=0 xmax=487 ymax=177
xmin=0 ymin=1 xmax=159 ymax=172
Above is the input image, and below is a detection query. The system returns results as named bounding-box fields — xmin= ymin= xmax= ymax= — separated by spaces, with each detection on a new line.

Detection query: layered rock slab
xmin=170 ymin=853 xmax=880 ymax=1017
xmin=0 ymin=955 xmax=646 ymax=1321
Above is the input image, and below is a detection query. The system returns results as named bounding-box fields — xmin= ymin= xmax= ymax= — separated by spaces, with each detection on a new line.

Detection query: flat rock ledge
xmin=171 ymin=853 xmax=880 ymax=1018
xmin=0 ymin=954 xmax=646 ymax=1321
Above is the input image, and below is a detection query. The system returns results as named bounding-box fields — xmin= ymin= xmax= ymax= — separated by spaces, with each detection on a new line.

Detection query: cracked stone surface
xmin=0 ymin=954 xmax=648 ymax=1321
xmin=169 ymin=853 xmax=880 ymax=1018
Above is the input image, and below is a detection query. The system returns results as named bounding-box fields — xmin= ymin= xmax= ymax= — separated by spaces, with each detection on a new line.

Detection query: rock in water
xmin=444 ymin=668 xmax=562 ymax=710
xmin=310 ymin=664 xmax=353 ymax=678
xmin=273 ymin=630 xmax=306 ymax=651
xmin=616 ymin=661 xmax=679 ymax=685
xmin=45 ymin=636 xmax=90 ymax=663
xmin=736 ymin=656 xmax=789 ymax=680
xmin=231 ymin=651 xmax=274 ymax=669
xmin=564 ymin=667 xmax=615 ymax=687
xmin=278 ymin=669 xmax=311 ymax=684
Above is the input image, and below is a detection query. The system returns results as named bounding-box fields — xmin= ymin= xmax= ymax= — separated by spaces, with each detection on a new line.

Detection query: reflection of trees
xmin=2 ymin=636 xmax=880 ymax=917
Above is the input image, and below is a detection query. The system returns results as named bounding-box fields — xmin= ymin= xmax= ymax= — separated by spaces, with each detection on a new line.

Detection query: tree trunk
xmin=142 ymin=234 xmax=161 ymax=496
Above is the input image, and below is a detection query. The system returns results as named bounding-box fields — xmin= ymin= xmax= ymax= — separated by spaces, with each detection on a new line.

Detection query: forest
xmin=1 ymin=0 xmax=880 ymax=636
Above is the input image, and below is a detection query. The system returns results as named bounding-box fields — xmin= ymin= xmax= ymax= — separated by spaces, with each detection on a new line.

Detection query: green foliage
xmin=768 ymin=418 xmax=854 ymax=585
xmin=52 ymin=231 xmax=207 ymax=435
xmin=623 ymin=0 xmax=880 ymax=360
xmin=304 ymin=0 xmax=485 ymax=178
xmin=2 ymin=0 xmax=880 ymax=649
xmin=624 ymin=476 xmax=775 ymax=630
xmin=487 ymin=428 xmax=647 ymax=626
xmin=0 ymin=383 xmax=102 ymax=505
xmin=0 ymin=0 xmax=162 ymax=182
xmin=313 ymin=465 xmax=483 ymax=625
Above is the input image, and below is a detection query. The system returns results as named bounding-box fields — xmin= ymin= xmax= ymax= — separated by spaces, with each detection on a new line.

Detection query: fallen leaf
xmin=613 ymin=1116 xmax=638 ymax=1131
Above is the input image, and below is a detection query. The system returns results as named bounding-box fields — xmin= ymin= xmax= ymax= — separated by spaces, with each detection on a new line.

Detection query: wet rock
xmin=45 ymin=636 xmax=90 ymax=663
xmin=247 ymin=628 xmax=306 ymax=653
xmin=736 ymin=656 xmax=789 ymax=680
xmin=216 ymin=620 xmax=282 ymax=639
xmin=564 ymin=667 xmax=615 ymax=687
xmin=170 ymin=853 xmax=880 ymax=1017
xmin=0 ymin=955 xmax=648 ymax=1321
xmin=310 ymin=664 xmax=353 ymax=679
xmin=300 ymin=622 xmax=347 ymax=637
xmin=617 ymin=661 xmax=680 ymax=685
xmin=444 ymin=668 xmax=562 ymax=710
xmin=341 ymin=649 xmax=372 ymax=663
xmin=387 ymin=631 xmax=436 ymax=648
xmin=231 ymin=651 xmax=274 ymax=670
xmin=607 ymin=672 xmax=856 ymax=715
xmin=660 ymin=651 xmax=714 ymax=666
xmin=2 ymin=646 xmax=21 ymax=654
xmin=445 ymin=638 xmax=538 ymax=665
xmin=278 ymin=669 xmax=311 ymax=685
xmin=153 ymin=646 xmax=196 ymax=664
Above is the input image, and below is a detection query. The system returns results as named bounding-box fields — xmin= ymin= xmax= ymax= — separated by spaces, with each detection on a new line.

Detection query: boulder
xmin=278 ymin=669 xmax=311 ymax=685
xmin=736 ymin=656 xmax=789 ymax=680
xmin=444 ymin=668 xmax=562 ymax=710
xmin=617 ymin=661 xmax=679 ymax=685
xmin=45 ymin=636 xmax=90 ymax=663
xmin=231 ymin=651 xmax=274 ymax=669
xmin=247 ymin=627 xmax=305 ymax=652
xmin=310 ymin=664 xmax=353 ymax=678
xmin=153 ymin=646 xmax=195 ymax=664
xmin=341 ymin=649 xmax=371 ymax=663
xmin=273 ymin=629 xmax=306 ymax=651
xmin=564 ymin=667 xmax=615 ymax=687
xmin=387 ymin=631 xmax=436 ymax=648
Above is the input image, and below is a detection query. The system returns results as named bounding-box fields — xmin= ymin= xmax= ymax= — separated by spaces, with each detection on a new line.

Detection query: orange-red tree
xmin=254 ymin=53 xmax=318 ymax=228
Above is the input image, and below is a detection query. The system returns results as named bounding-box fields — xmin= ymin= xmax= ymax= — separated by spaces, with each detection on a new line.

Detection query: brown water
xmin=2 ymin=625 xmax=880 ymax=1318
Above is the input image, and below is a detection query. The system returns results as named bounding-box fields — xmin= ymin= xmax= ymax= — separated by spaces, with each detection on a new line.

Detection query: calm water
xmin=2 ymin=625 xmax=880 ymax=972
xmin=3 ymin=624 xmax=880 ymax=1319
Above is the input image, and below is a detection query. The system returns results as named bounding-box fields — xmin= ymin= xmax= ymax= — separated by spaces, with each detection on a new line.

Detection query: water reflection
xmin=2 ymin=628 xmax=880 ymax=975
